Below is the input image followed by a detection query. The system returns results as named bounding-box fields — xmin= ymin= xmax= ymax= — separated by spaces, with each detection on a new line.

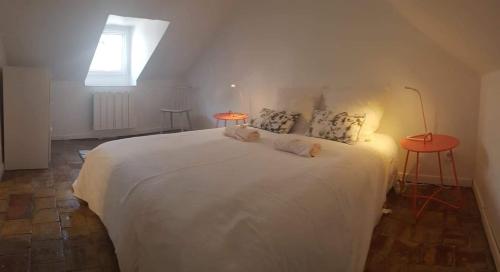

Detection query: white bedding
xmin=73 ymin=128 xmax=397 ymax=272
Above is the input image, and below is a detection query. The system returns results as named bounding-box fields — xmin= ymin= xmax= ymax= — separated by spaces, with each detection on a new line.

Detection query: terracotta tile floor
xmin=0 ymin=139 xmax=118 ymax=272
xmin=366 ymin=185 xmax=496 ymax=271
xmin=0 ymin=138 xmax=496 ymax=271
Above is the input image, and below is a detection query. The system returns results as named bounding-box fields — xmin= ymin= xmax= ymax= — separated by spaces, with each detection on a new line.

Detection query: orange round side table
xmin=400 ymin=134 xmax=462 ymax=219
xmin=213 ymin=112 xmax=248 ymax=127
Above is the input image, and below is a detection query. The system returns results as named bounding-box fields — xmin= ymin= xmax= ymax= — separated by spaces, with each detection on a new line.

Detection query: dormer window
xmin=89 ymin=26 xmax=130 ymax=74
xmin=85 ymin=15 xmax=169 ymax=87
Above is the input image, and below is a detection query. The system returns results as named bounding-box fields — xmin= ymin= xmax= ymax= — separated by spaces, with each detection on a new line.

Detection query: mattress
xmin=73 ymin=128 xmax=397 ymax=272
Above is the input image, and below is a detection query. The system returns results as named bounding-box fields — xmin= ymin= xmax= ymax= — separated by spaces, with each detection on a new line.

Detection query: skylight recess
xmin=85 ymin=15 xmax=169 ymax=87
xmin=89 ymin=28 xmax=128 ymax=73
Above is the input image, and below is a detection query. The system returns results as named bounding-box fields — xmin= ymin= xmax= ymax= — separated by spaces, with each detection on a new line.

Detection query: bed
xmin=73 ymin=128 xmax=398 ymax=272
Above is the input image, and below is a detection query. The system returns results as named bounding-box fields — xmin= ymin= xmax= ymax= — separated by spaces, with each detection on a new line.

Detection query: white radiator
xmin=93 ymin=92 xmax=136 ymax=130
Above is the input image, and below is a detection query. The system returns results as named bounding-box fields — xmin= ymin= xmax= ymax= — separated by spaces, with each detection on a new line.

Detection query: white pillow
xmin=306 ymin=110 xmax=366 ymax=144
xmin=323 ymin=87 xmax=385 ymax=140
xmin=275 ymin=92 xmax=318 ymax=134
xmin=249 ymin=108 xmax=301 ymax=134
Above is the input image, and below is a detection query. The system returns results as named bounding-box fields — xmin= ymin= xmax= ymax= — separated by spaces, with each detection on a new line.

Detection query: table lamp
xmin=229 ymin=83 xmax=244 ymax=113
xmin=405 ymin=86 xmax=433 ymax=143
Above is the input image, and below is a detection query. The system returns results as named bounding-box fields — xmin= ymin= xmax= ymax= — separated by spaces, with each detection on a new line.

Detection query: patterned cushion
xmin=250 ymin=108 xmax=301 ymax=134
xmin=306 ymin=110 xmax=366 ymax=144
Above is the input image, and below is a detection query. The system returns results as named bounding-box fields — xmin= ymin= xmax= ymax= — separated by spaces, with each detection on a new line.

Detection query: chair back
xmin=169 ymin=86 xmax=192 ymax=111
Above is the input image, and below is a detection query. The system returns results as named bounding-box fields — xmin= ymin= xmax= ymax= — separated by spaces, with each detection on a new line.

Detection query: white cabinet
xmin=3 ymin=67 xmax=51 ymax=170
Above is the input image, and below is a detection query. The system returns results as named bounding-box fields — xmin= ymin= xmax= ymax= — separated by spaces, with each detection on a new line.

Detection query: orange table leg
xmin=401 ymin=150 xmax=410 ymax=190
xmin=437 ymin=152 xmax=444 ymax=186
xmin=416 ymin=187 xmax=443 ymax=218
xmin=413 ymin=152 xmax=420 ymax=217
xmin=449 ymin=150 xmax=463 ymax=208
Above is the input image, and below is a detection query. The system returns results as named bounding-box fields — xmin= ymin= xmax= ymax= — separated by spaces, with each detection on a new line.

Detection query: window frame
xmin=88 ymin=25 xmax=132 ymax=78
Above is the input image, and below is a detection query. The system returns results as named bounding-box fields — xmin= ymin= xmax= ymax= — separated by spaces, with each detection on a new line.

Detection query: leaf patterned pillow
xmin=250 ymin=108 xmax=301 ymax=134
xmin=306 ymin=110 xmax=366 ymax=144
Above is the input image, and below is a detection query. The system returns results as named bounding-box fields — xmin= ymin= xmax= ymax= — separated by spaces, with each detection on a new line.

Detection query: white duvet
xmin=73 ymin=128 xmax=397 ymax=272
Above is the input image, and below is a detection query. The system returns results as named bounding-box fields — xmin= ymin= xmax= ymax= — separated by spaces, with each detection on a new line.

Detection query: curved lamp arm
xmin=405 ymin=86 xmax=432 ymax=142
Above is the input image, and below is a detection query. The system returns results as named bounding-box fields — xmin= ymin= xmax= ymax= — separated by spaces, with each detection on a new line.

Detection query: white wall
xmin=0 ymin=37 xmax=6 ymax=67
xmin=475 ymin=71 xmax=500 ymax=264
xmin=131 ymin=18 xmax=169 ymax=84
xmin=388 ymin=0 xmax=500 ymax=75
xmin=51 ymin=79 xmax=192 ymax=139
xmin=0 ymin=37 xmax=7 ymax=177
xmin=187 ymin=0 xmax=480 ymax=181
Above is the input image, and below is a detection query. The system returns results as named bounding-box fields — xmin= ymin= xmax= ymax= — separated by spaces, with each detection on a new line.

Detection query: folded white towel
xmin=224 ymin=125 xmax=260 ymax=142
xmin=224 ymin=125 xmax=240 ymax=138
xmin=274 ymin=136 xmax=321 ymax=157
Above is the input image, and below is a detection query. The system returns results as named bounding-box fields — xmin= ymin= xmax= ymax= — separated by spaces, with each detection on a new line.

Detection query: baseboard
xmin=0 ymin=162 xmax=4 ymax=180
xmin=51 ymin=127 xmax=164 ymax=140
xmin=398 ymin=172 xmax=473 ymax=187
xmin=473 ymin=181 xmax=500 ymax=270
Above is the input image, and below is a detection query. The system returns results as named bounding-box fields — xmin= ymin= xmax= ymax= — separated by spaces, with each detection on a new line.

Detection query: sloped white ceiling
xmin=2 ymin=0 xmax=499 ymax=79
xmin=0 ymin=0 xmax=237 ymax=81
xmin=388 ymin=0 xmax=500 ymax=75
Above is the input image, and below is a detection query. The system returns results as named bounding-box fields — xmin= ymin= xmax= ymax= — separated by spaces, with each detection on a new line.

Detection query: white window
xmin=85 ymin=15 xmax=169 ymax=87
xmin=85 ymin=25 xmax=132 ymax=86
xmin=90 ymin=32 xmax=126 ymax=73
